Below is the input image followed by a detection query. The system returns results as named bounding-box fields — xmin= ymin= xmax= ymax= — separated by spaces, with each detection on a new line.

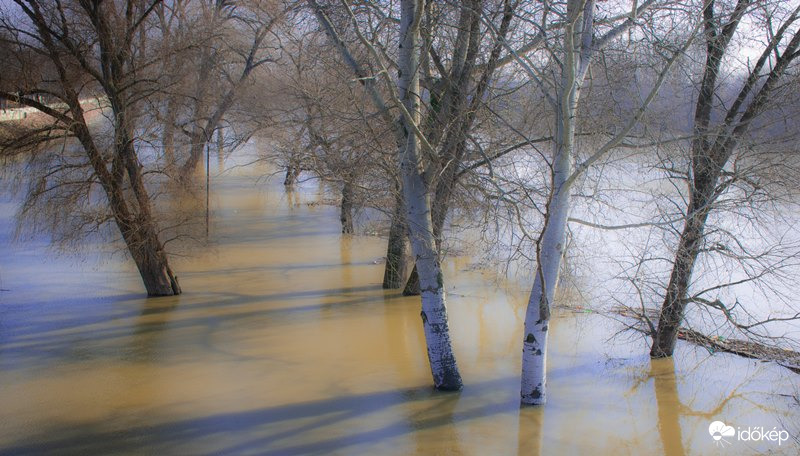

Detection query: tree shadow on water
xmin=0 ymin=285 xmax=402 ymax=369
xmin=0 ymin=377 xmax=520 ymax=455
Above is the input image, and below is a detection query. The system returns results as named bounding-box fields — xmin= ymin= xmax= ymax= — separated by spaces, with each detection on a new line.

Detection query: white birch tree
xmin=307 ymin=0 xmax=462 ymax=389
xmin=505 ymin=0 xmax=696 ymax=404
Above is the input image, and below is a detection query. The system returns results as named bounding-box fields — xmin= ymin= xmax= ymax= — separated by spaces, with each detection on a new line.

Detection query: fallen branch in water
xmin=557 ymin=302 xmax=800 ymax=374
xmin=676 ymin=327 xmax=800 ymax=374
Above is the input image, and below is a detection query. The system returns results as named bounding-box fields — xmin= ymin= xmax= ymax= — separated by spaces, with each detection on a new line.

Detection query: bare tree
xmin=260 ymin=27 xmax=397 ymax=234
xmin=396 ymin=0 xmax=517 ymax=295
xmin=492 ymin=0 xmax=697 ymax=404
xmin=1 ymin=0 xmax=181 ymax=296
xmin=158 ymin=0 xmax=285 ymax=178
xmin=650 ymin=0 xmax=800 ymax=357
xmin=307 ymin=0 xmax=463 ymax=390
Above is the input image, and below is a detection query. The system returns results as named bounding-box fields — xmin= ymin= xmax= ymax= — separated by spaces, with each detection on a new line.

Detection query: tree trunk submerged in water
xmin=402 ymin=166 xmax=462 ymax=390
xmin=115 ymin=121 xmax=182 ymax=297
xmin=340 ymin=180 xmax=355 ymax=234
xmin=520 ymin=159 xmax=570 ymax=405
xmin=4 ymin=0 xmax=184 ymax=298
xmin=520 ymin=6 xmax=581 ymax=399
xmin=649 ymin=0 xmax=800 ymax=358
xmin=398 ymin=0 xmax=462 ymax=390
xmin=70 ymin=105 xmax=182 ymax=297
xmin=123 ymin=221 xmax=182 ymax=296
xmin=383 ymin=193 xmax=410 ymax=288
xmin=649 ymin=187 xmax=713 ymax=358
xmin=306 ymin=0 xmax=462 ymax=390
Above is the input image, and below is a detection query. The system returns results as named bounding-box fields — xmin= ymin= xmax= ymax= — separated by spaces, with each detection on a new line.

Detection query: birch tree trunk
xmin=401 ymin=0 xmax=513 ymax=296
xmin=521 ymin=115 xmax=573 ymax=405
xmin=520 ymin=0 xmax=587 ymax=405
xmin=398 ymin=0 xmax=462 ymax=390
xmin=516 ymin=0 xmax=676 ymax=404
xmin=306 ymin=0 xmax=462 ymax=390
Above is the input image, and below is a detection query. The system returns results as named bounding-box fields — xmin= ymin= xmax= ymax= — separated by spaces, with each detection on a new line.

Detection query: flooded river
xmin=0 ymin=151 xmax=797 ymax=455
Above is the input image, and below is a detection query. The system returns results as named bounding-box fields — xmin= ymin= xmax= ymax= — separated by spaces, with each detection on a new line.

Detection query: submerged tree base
xmin=610 ymin=305 xmax=800 ymax=373
xmin=402 ymin=266 xmax=421 ymax=296
xmin=434 ymin=380 xmax=463 ymax=392
xmin=677 ymin=328 xmax=800 ymax=374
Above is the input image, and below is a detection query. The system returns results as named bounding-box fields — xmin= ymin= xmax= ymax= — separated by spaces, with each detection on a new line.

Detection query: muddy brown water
xmin=0 ymin=157 xmax=797 ymax=455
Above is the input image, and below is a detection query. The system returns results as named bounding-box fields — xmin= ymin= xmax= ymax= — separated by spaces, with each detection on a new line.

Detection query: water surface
xmin=0 ymin=157 xmax=797 ymax=455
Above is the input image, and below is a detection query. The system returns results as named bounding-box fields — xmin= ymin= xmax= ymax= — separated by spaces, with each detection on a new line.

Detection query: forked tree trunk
xmin=116 ymin=121 xmax=182 ymax=297
xmin=650 ymin=3 xmax=731 ymax=350
xmin=182 ymin=97 xmax=235 ymax=177
xmin=649 ymin=0 xmax=800 ymax=358
xmin=402 ymin=147 xmax=458 ymax=296
xmin=73 ymin=108 xmax=182 ymax=297
xmin=284 ymin=166 xmax=300 ymax=186
xmin=182 ymin=132 xmax=208 ymax=178
xmin=401 ymin=0 xmax=496 ymax=294
xmin=181 ymin=22 xmax=262 ymax=179
xmin=403 ymin=266 xmax=421 ymax=295
xmin=307 ymin=0 xmax=461 ymax=390
xmin=353 ymin=0 xmax=510 ymax=294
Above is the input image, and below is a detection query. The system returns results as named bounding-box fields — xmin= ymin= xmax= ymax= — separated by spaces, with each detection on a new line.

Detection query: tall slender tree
xmin=509 ymin=0 xmax=694 ymax=404
xmin=307 ymin=0 xmax=463 ymax=389
xmin=650 ymin=0 xmax=800 ymax=358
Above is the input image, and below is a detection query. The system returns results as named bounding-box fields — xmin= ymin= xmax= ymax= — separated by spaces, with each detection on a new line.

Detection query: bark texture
xmin=307 ymin=0 xmax=463 ymax=390
xmin=521 ymin=121 xmax=571 ymax=405
xmin=398 ymin=0 xmax=462 ymax=390
xmin=383 ymin=193 xmax=410 ymax=289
